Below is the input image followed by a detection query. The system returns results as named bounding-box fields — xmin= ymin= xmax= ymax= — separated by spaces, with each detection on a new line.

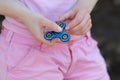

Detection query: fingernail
xmin=57 ymin=27 xmax=62 ymax=31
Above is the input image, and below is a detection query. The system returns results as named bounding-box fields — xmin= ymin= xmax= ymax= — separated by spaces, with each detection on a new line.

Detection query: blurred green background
xmin=0 ymin=0 xmax=120 ymax=79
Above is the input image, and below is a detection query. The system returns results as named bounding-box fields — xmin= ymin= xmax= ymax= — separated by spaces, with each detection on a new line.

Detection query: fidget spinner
xmin=44 ymin=21 xmax=70 ymax=42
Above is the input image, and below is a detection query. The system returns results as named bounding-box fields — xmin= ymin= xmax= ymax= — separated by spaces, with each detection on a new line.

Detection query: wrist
xmin=18 ymin=9 xmax=34 ymax=22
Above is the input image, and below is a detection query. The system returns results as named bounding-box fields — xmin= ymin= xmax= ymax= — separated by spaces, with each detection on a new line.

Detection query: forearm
xmin=0 ymin=0 xmax=33 ymax=21
xmin=77 ymin=0 xmax=98 ymax=13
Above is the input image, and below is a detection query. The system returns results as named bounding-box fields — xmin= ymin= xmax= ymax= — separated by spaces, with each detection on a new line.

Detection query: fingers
xmin=43 ymin=19 xmax=62 ymax=32
xmin=28 ymin=25 xmax=54 ymax=46
xmin=40 ymin=20 xmax=61 ymax=46
xmin=70 ymin=13 xmax=91 ymax=32
xmin=70 ymin=18 xmax=92 ymax=35
xmin=37 ymin=30 xmax=59 ymax=46
xmin=40 ymin=38 xmax=59 ymax=46
xmin=23 ymin=13 xmax=60 ymax=46
xmin=35 ymin=31 xmax=57 ymax=46
xmin=67 ymin=11 xmax=86 ymax=30
xmin=50 ymin=38 xmax=59 ymax=45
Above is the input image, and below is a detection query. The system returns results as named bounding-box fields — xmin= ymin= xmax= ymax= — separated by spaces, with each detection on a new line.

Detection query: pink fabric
xmin=2 ymin=0 xmax=81 ymax=40
xmin=3 ymin=0 xmax=77 ymax=34
xmin=0 ymin=28 xmax=110 ymax=80
xmin=0 ymin=0 xmax=110 ymax=80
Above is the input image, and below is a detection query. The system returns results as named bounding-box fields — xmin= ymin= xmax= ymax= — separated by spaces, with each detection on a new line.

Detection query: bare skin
xmin=0 ymin=0 xmax=98 ymax=45
xmin=0 ymin=0 xmax=62 ymax=46
xmin=60 ymin=0 xmax=98 ymax=35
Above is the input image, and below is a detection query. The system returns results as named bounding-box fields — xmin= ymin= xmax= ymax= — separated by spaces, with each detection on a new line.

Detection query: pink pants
xmin=0 ymin=27 xmax=110 ymax=80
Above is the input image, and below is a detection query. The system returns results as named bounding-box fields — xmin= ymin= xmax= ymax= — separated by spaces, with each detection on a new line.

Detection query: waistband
xmin=1 ymin=26 xmax=41 ymax=46
xmin=3 ymin=19 xmax=91 ymax=40
xmin=1 ymin=26 xmax=91 ymax=47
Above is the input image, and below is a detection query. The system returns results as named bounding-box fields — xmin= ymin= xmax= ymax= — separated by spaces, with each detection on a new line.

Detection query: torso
xmin=2 ymin=0 xmax=77 ymax=34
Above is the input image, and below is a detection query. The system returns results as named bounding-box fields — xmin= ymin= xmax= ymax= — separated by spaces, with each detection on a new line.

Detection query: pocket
xmin=7 ymin=41 xmax=31 ymax=70
xmin=12 ymin=47 xmax=52 ymax=71
xmin=71 ymin=36 xmax=98 ymax=56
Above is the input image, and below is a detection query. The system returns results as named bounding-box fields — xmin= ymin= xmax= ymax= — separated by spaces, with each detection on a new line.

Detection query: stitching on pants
xmin=5 ymin=31 xmax=14 ymax=43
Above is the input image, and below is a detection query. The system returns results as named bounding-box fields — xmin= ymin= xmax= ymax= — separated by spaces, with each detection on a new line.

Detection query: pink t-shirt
xmin=3 ymin=0 xmax=77 ymax=35
xmin=3 ymin=0 xmax=90 ymax=39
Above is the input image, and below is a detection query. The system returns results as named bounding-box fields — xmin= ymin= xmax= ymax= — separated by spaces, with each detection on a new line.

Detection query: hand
xmin=21 ymin=12 xmax=62 ymax=46
xmin=60 ymin=3 xmax=92 ymax=35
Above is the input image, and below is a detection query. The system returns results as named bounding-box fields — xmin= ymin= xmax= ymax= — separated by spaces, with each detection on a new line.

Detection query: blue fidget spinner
xmin=44 ymin=21 xmax=70 ymax=42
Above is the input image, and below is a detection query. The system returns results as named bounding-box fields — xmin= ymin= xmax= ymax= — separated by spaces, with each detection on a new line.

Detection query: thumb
xmin=44 ymin=19 xmax=62 ymax=32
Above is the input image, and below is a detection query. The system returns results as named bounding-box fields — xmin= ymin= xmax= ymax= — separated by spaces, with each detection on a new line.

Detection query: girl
xmin=0 ymin=0 xmax=110 ymax=80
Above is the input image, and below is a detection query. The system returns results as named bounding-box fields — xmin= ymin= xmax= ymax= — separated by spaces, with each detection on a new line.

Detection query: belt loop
xmin=5 ymin=30 xmax=14 ymax=43
xmin=85 ymin=33 xmax=91 ymax=46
